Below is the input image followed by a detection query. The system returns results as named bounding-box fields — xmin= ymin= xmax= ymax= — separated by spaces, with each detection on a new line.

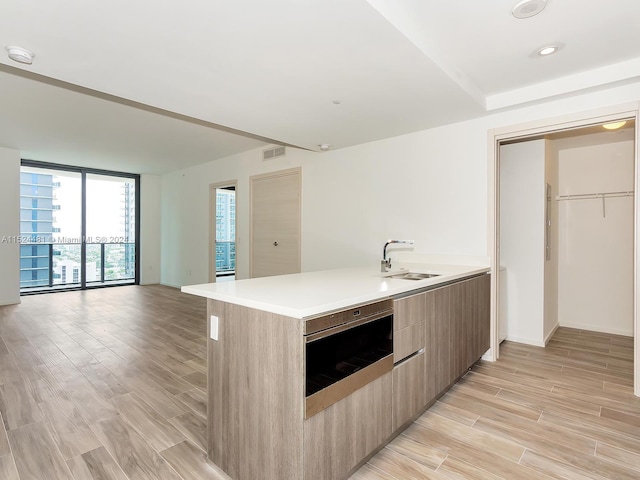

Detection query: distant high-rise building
xmin=216 ymin=189 xmax=236 ymax=273
xmin=122 ymin=181 xmax=136 ymax=278
xmin=19 ymin=172 xmax=56 ymax=288
xmin=19 ymin=165 xmax=138 ymax=291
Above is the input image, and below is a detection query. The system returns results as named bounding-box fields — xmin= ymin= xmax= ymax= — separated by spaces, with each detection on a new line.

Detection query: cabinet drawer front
xmin=393 ymin=293 xmax=426 ymax=331
xmin=394 ymin=321 xmax=425 ymax=363
xmin=303 ymin=372 xmax=392 ymax=480
xmin=392 ymin=350 xmax=426 ymax=431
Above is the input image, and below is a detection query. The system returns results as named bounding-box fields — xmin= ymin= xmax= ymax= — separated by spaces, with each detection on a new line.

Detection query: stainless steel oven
xmin=304 ymin=299 xmax=393 ymax=419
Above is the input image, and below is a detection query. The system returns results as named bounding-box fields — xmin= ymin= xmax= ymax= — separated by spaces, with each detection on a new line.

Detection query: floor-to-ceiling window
xmin=19 ymin=160 xmax=139 ymax=293
xmin=216 ymin=186 xmax=236 ymax=280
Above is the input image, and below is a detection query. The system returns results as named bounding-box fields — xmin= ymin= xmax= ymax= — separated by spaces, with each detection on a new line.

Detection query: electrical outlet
xmin=210 ymin=315 xmax=219 ymax=341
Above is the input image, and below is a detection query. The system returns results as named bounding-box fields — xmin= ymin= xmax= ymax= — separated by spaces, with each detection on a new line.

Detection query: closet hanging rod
xmin=555 ymin=191 xmax=634 ymax=201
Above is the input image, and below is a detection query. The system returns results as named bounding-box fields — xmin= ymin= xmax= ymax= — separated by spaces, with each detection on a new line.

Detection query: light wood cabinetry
xmin=303 ymin=372 xmax=392 ymax=480
xmin=451 ymin=274 xmax=491 ymax=381
xmin=393 ymin=292 xmax=427 ymax=331
xmin=423 ymin=273 xmax=491 ymax=404
xmin=394 ymin=321 xmax=425 ymax=362
xmin=450 ymin=280 xmax=467 ymax=382
xmin=205 ymin=273 xmax=490 ymax=480
xmin=424 ymin=285 xmax=452 ymax=399
xmin=207 ymin=298 xmax=394 ymax=480
xmin=390 ymin=274 xmax=490 ymax=439
xmin=207 ymin=300 xmax=305 ymax=480
xmin=392 ymin=292 xmax=428 ymax=431
xmin=474 ymin=273 xmax=491 ymax=362
xmin=391 ymin=351 xmax=426 ymax=431
xmin=392 ymin=293 xmax=426 ymax=362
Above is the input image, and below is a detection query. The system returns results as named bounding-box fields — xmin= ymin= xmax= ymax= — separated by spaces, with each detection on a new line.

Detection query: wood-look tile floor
xmin=0 ymin=285 xmax=224 ymax=480
xmin=352 ymin=327 xmax=639 ymax=480
xmin=0 ymin=285 xmax=637 ymax=480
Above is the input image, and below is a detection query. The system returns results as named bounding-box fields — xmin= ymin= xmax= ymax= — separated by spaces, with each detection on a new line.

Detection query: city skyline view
xmin=19 ymin=165 xmax=137 ymax=290
xmin=215 ymin=188 xmax=236 ymax=274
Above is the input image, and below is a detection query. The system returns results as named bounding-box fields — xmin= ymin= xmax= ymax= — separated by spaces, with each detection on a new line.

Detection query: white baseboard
xmin=481 ymin=348 xmax=495 ymax=362
xmin=559 ymin=322 xmax=633 ymax=337
xmin=504 ymin=335 xmax=546 ymax=347
xmin=0 ymin=295 xmax=20 ymax=306
xmin=544 ymin=322 xmax=560 ymax=345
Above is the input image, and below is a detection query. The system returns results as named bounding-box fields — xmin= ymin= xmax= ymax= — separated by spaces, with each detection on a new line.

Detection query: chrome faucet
xmin=381 ymin=239 xmax=414 ymax=272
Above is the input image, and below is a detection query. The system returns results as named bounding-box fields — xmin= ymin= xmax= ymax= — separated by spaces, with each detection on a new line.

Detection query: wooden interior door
xmin=250 ymin=168 xmax=301 ymax=278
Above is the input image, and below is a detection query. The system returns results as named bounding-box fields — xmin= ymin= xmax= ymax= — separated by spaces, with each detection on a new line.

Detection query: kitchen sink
xmin=386 ymin=272 xmax=441 ymax=280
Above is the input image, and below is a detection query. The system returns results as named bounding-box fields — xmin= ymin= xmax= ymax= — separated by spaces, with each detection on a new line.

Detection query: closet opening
xmin=489 ymin=109 xmax=639 ymax=396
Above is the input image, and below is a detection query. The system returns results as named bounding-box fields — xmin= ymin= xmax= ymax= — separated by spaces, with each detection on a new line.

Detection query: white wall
xmin=160 ymin=126 xmax=488 ymax=286
xmin=140 ymin=174 xmax=161 ymax=284
xmin=556 ymin=136 xmax=635 ymax=336
xmin=160 ymin=80 xmax=640 ymax=289
xmin=499 ymin=140 xmax=546 ymax=346
xmin=0 ymin=147 xmax=21 ymax=305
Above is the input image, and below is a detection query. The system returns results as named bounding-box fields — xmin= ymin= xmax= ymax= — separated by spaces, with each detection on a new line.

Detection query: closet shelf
xmin=555 ymin=191 xmax=634 ymax=201
xmin=556 ymin=191 xmax=634 ymax=217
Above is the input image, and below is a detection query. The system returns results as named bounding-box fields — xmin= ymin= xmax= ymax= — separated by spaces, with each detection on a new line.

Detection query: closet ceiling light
xmin=537 ymin=45 xmax=558 ymax=56
xmin=602 ymin=121 xmax=627 ymax=130
xmin=512 ymin=0 xmax=548 ymax=19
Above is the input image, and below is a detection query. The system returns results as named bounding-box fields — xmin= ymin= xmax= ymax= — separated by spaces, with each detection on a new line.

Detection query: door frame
xmin=249 ymin=167 xmax=302 ymax=279
xmin=209 ymin=180 xmax=237 ymax=283
xmin=487 ymin=102 xmax=640 ymax=396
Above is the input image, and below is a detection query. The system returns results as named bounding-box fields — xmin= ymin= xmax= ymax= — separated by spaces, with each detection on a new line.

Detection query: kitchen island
xmin=182 ymin=263 xmax=490 ymax=480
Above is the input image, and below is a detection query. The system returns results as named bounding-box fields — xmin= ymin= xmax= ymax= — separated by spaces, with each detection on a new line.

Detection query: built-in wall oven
xmin=304 ymin=299 xmax=393 ymax=419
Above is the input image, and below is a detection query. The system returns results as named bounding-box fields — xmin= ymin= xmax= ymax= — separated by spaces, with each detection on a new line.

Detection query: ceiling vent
xmin=263 ymin=146 xmax=286 ymax=161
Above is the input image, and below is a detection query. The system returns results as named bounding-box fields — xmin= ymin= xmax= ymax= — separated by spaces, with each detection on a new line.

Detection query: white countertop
xmin=181 ymin=263 xmax=489 ymax=319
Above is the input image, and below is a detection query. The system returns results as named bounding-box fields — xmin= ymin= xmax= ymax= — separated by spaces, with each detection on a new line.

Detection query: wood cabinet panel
xmin=392 ymin=351 xmax=426 ymax=431
xmin=464 ymin=275 xmax=491 ymax=374
xmin=463 ymin=279 xmax=478 ymax=374
xmin=207 ymin=300 xmax=305 ymax=480
xmin=393 ymin=293 xmax=426 ymax=331
xmin=449 ymin=274 xmax=492 ymax=384
xmin=476 ymin=274 xmax=491 ymax=358
xmin=449 ymin=280 xmax=466 ymax=384
xmin=303 ymin=372 xmax=392 ymax=480
xmin=424 ymin=274 xmax=491 ymax=405
xmin=424 ymin=286 xmax=451 ymax=402
xmin=394 ymin=321 xmax=425 ymax=363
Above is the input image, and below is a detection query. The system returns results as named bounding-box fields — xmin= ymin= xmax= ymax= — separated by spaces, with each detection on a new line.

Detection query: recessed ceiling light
xmin=512 ymin=0 xmax=548 ymax=19
xmin=537 ymin=45 xmax=558 ymax=56
xmin=318 ymin=144 xmax=331 ymax=151
xmin=6 ymin=46 xmax=34 ymax=65
xmin=603 ymin=121 xmax=627 ymax=130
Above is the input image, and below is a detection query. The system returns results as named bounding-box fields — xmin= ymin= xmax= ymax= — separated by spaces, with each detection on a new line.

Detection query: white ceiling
xmin=0 ymin=66 xmax=269 ymax=174
xmin=1 ymin=0 xmax=639 ymax=174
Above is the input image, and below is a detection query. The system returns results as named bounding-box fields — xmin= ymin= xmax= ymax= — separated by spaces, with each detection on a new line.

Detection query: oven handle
xmin=305 ymin=311 xmax=392 ymax=343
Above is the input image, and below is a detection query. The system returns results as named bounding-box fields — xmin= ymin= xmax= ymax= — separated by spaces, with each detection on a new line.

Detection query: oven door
xmin=305 ymin=311 xmax=393 ymax=419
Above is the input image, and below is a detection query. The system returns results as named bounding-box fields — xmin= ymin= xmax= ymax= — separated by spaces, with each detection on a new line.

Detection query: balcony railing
xmin=215 ymin=240 xmax=236 ymax=273
xmin=19 ymin=242 xmax=135 ymax=292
